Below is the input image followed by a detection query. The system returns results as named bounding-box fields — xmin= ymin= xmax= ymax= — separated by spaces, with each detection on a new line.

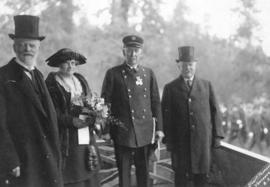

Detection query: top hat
xmin=9 ymin=15 xmax=45 ymax=41
xmin=176 ymin=46 xmax=197 ymax=62
xmin=46 ymin=48 xmax=87 ymax=67
xmin=123 ymin=35 xmax=144 ymax=48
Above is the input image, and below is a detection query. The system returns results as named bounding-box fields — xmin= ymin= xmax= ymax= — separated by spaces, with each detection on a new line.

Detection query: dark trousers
xmin=174 ymin=170 xmax=208 ymax=187
xmin=114 ymin=144 xmax=151 ymax=187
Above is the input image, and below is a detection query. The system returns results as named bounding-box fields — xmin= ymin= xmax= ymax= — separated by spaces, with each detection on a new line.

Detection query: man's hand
xmin=11 ymin=166 xmax=20 ymax=177
xmin=155 ymin=131 xmax=165 ymax=142
xmin=213 ymin=138 xmax=222 ymax=149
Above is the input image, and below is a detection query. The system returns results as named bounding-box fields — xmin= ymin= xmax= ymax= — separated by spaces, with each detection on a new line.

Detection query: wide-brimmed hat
xmin=176 ymin=46 xmax=197 ymax=63
xmin=122 ymin=35 xmax=144 ymax=48
xmin=46 ymin=48 xmax=87 ymax=67
xmin=9 ymin=15 xmax=45 ymax=41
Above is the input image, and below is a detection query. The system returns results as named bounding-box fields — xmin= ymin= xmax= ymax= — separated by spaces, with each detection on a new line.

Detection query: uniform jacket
xmin=101 ymin=63 xmax=162 ymax=148
xmin=162 ymin=75 xmax=223 ymax=174
xmin=0 ymin=58 xmax=63 ymax=187
xmin=46 ymin=72 xmax=100 ymax=185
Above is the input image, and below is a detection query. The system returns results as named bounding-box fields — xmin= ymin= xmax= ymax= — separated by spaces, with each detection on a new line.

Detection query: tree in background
xmin=0 ymin=0 xmax=269 ymax=103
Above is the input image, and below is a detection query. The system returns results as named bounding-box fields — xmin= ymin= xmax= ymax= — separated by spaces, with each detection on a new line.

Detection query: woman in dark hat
xmin=45 ymin=48 xmax=101 ymax=187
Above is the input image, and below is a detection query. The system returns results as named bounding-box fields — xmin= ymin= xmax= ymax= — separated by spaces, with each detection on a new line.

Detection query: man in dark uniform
xmin=162 ymin=46 xmax=223 ymax=187
xmin=0 ymin=15 xmax=63 ymax=187
xmin=101 ymin=35 xmax=164 ymax=187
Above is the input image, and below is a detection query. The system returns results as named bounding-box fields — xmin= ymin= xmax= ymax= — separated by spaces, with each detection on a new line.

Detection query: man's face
xmin=123 ymin=46 xmax=142 ymax=66
xmin=178 ymin=61 xmax=197 ymax=79
xmin=13 ymin=38 xmax=40 ymax=67
xmin=59 ymin=59 xmax=77 ymax=76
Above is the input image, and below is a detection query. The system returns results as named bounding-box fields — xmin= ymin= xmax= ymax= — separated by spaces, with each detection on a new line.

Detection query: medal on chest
xmin=135 ymin=76 xmax=143 ymax=86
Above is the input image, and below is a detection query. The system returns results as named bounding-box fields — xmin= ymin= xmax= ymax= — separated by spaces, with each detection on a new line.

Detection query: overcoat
xmin=0 ymin=58 xmax=63 ymax=187
xmin=46 ymin=72 xmax=100 ymax=186
xmin=101 ymin=63 xmax=162 ymax=148
xmin=162 ymin=76 xmax=223 ymax=174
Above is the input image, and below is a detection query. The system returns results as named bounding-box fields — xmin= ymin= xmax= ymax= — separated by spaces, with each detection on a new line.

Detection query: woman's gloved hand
xmin=72 ymin=118 xmax=89 ymax=129
xmin=85 ymin=111 xmax=97 ymax=128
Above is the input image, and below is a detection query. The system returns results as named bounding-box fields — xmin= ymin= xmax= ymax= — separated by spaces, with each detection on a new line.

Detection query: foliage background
xmin=1 ymin=0 xmax=270 ymax=104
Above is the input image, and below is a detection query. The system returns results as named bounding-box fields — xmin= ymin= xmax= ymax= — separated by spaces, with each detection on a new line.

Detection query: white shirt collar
xmin=125 ymin=62 xmax=138 ymax=70
xmin=184 ymin=75 xmax=194 ymax=82
xmin=15 ymin=58 xmax=35 ymax=71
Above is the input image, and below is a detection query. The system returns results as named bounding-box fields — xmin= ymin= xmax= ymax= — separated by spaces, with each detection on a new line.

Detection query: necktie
xmin=186 ymin=79 xmax=192 ymax=89
xmin=21 ymin=66 xmax=38 ymax=91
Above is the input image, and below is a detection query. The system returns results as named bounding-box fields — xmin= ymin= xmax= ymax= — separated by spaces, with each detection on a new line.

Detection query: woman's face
xmin=59 ymin=59 xmax=77 ymax=75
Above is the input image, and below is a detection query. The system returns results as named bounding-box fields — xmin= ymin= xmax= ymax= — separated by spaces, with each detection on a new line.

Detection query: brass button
xmin=131 ymin=109 xmax=135 ymax=113
xmin=190 ymin=112 xmax=193 ymax=115
xmin=128 ymin=89 xmax=131 ymax=92
xmin=143 ymin=109 xmax=146 ymax=112
xmin=129 ymin=95 xmax=132 ymax=98
xmin=142 ymin=115 xmax=145 ymax=119
xmin=132 ymin=116 xmax=135 ymax=120
xmin=188 ymin=98 xmax=191 ymax=102
xmin=144 ymin=95 xmax=147 ymax=98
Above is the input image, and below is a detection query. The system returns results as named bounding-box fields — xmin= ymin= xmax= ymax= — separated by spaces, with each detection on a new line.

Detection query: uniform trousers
xmin=114 ymin=144 xmax=151 ymax=187
xmin=174 ymin=169 xmax=208 ymax=187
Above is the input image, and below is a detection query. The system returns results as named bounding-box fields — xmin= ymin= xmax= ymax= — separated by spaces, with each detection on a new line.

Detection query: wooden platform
xmin=98 ymin=140 xmax=270 ymax=187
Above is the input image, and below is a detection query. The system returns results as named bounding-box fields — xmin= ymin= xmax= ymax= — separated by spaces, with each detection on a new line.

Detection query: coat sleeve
xmin=0 ymin=88 xmax=20 ymax=178
xmin=101 ymin=69 xmax=114 ymax=104
xmin=45 ymin=78 xmax=74 ymax=128
xmin=150 ymin=69 xmax=163 ymax=131
xmin=161 ymin=84 xmax=173 ymax=150
xmin=209 ymin=82 xmax=224 ymax=143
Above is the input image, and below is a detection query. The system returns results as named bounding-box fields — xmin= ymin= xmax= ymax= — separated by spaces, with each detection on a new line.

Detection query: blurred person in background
xmin=45 ymin=48 xmax=100 ymax=187
xmin=0 ymin=15 xmax=63 ymax=187
xmin=162 ymin=46 xmax=224 ymax=187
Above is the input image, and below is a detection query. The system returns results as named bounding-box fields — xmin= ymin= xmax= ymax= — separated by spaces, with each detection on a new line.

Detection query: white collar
xmin=184 ymin=76 xmax=194 ymax=82
xmin=125 ymin=62 xmax=138 ymax=70
xmin=15 ymin=58 xmax=35 ymax=71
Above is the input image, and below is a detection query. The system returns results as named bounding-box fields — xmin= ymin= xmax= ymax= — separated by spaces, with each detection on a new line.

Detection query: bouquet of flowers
xmin=84 ymin=93 xmax=127 ymax=136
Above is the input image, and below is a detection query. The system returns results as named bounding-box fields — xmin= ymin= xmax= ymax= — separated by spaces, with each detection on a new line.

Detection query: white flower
xmin=96 ymin=103 xmax=103 ymax=111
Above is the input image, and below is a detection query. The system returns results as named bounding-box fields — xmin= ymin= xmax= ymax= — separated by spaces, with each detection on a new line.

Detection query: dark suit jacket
xmin=0 ymin=58 xmax=63 ymax=187
xmin=162 ymin=75 xmax=223 ymax=174
xmin=101 ymin=63 xmax=162 ymax=148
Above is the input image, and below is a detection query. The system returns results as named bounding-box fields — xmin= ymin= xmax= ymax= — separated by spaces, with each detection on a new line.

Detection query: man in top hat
xmin=161 ymin=46 xmax=224 ymax=187
xmin=101 ymin=35 xmax=164 ymax=187
xmin=0 ymin=15 xmax=63 ymax=187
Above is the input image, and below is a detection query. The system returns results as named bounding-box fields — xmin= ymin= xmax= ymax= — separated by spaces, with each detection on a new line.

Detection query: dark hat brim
xmin=47 ymin=60 xmax=86 ymax=68
xmin=9 ymin=34 xmax=45 ymax=41
xmin=46 ymin=49 xmax=87 ymax=67
xmin=176 ymin=58 xmax=198 ymax=63
xmin=125 ymin=42 xmax=143 ymax=48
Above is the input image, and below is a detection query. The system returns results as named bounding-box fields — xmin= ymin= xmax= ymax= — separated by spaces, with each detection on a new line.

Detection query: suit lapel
xmin=190 ymin=76 xmax=201 ymax=98
xmin=176 ymin=76 xmax=190 ymax=93
xmin=17 ymin=73 xmax=48 ymax=118
xmin=8 ymin=60 xmax=48 ymax=118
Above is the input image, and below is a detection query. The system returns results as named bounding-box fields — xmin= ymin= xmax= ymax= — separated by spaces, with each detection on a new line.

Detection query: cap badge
xmin=131 ymin=36 xmax=136 ymax=40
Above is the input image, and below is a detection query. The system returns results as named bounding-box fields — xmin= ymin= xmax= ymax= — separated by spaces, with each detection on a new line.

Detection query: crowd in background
xmin=220 ymin=95 xmax=270 ymax=155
